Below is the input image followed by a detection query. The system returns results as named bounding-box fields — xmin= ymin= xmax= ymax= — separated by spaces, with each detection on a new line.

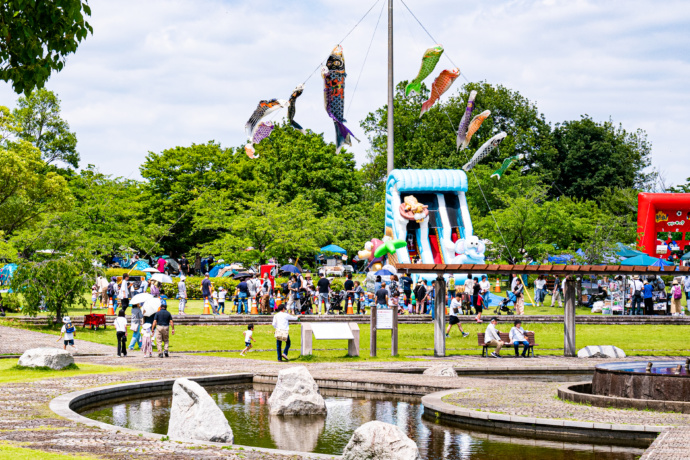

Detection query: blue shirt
xmin=238 ymin=281 xmax=249 ymax=294
xmin=643 ymin=284 xmax=653 ymax=299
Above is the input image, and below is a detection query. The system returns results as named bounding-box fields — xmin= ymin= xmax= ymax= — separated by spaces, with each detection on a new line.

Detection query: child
xmin=240 ymin=324 xmax=255 ymax=356
xmin=141 ymin=323 xmax=153 ymax=358
xmin=446 ymin=292 xmax=470 ymax=338
xmin=211 ymin=288 xmax=219 ymax=315
xmin=56 ymin=316 xmax=78 ymax=353
xmin=389 ymin=291 xmax=400 ymax=313
xmin=354 ymin=281 xmax=365 ymax=314
xmin=218 ymin=287 xmax=226 ymax=314
xmin=91 ymin=285 xmax=98 ymax=310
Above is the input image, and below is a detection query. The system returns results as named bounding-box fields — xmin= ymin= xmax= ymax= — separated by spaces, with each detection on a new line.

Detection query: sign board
xmin=377 ymin=309 xmax=393 ymax=330
xmin=310 ymin=323 xmax=354 ymax=340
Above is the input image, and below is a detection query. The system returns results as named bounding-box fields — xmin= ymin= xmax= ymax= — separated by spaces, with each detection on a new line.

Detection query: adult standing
xmin=472 ymin=277 xmax=483 ymax=322
xmin=152 ymin=303 xmax=174 ymax=358
xmin=513 ymin=277 xmax=525 ymax=316
xmin=179 ymin=254 xmax=189 ymax=276
xmin=150 ymin=280 xmax=160 ymax=298
xmin=139 ymin=277 xmax=148 ymax=295
xmin=344 ymin=274 xmax=355 ymax=312
xmin=128 ymin=304 xmax=143 ymax=351
xmin=157 ymin=256 xmax=167 ymax=274
xmin=630 ymin=275 xmax=644 ymax=316
xmin=400 ymin=272 xmax=413 ymax=308
xmin=534 ymin=275 xmax=546 ymax=307
xmin=288 ymin=275 xmax=301 ymax=314
xmin=177 ymin=276 xmax=187 ymax=315
xmin=201 ymin=273 xmax=212 ymax=311
xmin=551 ymin=275 xmax=563 ymax=307
xmin=97 ymin=275 xmax=108 ymax=308
xmin=463 ymin=275 xmax=474 ymax=314
xmin=414 ymin=280 xmax=428 ymax=315
xmin=671 ymin=280 xmax=683 ymax=316
xmin=114 ymin=310 xmax=128 ymax=357
xmin=236 ymin=278 xmax=249 ymax=314
xmin=108 ymin=276 xmax=118 ymax=311
xmin=479 ymin=275 xmax=491 ymax=308
xmin=642 ymin=279 xmax=653 ymax=315
xmin=248 ymin=275 xmax=259 ymax=312
xmin=117 ymin=274 xmax=130 ymax=314
xmin=260 ymin=274 xmax=271 ymax=314
xmin=272 ymin=304 xmax=300 ymax=361
xmin=375 ymin=281 xmax=389 ymax=309
xmin=684 ymin=275 xmax=690 ymax=307
xmin=317 ymin=273 xmax=331 ymax=314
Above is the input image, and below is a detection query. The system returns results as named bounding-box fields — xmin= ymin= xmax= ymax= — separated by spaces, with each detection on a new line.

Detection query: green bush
xmin=104 ymin=268 xmax=147 ymax=278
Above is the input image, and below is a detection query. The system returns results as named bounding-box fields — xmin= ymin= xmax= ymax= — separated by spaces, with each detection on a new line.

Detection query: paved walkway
xmin=0 ymin=325 xmax=114 ymax=355
xmin=1 ymin=326 xmax=689 ymax=458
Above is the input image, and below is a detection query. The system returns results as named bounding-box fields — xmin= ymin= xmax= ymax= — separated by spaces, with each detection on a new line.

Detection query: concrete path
xmin=0 ymin=325 xmax=114 ymax=355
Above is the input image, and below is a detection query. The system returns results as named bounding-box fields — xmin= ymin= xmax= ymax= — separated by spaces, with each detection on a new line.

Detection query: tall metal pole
xmin=386 ymin=0 xmax=394 ymax=175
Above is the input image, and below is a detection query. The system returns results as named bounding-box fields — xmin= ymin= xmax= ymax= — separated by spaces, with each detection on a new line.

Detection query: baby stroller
xmin=494 ymin=292 xmax=515 ymax=315
xmin=299 ymin=288 xmax=313 ymax=314
xmin=329 ymin=290 xmax=346 ymax=314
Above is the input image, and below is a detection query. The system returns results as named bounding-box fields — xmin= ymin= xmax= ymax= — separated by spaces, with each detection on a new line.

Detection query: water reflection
xmin=81 ymin=384 xmax=643 ymax=459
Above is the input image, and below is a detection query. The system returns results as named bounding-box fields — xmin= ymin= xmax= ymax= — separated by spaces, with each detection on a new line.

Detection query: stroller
xmin=329 ymin=290 xmax=346 ymax=314
xmin=299 ymin=288 xmax=313 ymax=314
xmin=494 ymin=292 xmax=515 ymax=315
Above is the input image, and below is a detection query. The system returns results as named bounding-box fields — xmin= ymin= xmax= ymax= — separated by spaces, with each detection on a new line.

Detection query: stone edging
xmin=49 ymin=373 xmax=339 ymax=460
xmin=421 ymin=388 xmax=668 ymax=446
xmin=558 ymin=381 xmax=690 ymax=414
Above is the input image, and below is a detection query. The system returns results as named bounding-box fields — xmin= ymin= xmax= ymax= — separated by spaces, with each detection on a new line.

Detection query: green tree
xmin=0 ymin=1 xmax=93 ymax=94
xmin=0 ymin=107 xmax=72 ymax=236
xmin=10 ymin=249 xmax=96 ymax=321
xmin=669 ymin=178 xmax=690 ymax=193
xmin=536 ymin=116 xmax=652 ymax=200
xmin=194 ymin=194 xmax=329 ymax=264
xmin=13 ymin=89 xmax=79 ymax=168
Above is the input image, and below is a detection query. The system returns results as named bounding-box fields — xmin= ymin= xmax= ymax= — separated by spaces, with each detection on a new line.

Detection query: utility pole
xmin=386 ymin=0 xmax=394 ymax=175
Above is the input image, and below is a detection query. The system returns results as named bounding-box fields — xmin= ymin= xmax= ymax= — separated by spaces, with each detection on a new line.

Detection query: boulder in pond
xmin=167 ymin=378 xmax=233 ymax=443
xmin=422 ymin=365 xmax=457 ymax=377
xmin=18 ymin=348 xmax=74 ymax=370
xmin=343 ymin=421 xmax=421 ymax=460
xmin=268 ymin=366 xmax=327 ymax=415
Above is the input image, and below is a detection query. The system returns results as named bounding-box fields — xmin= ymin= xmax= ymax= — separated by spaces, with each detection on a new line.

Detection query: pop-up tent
xmin=615 ymin=243 xmax=645 ymax=259
xmin=620 ymin=254 xmax=672 ymax=267
xmin=318 ymin=244 xmax=347 ymax=255
xmin=0 ymin=263 xmax=17 ymax=285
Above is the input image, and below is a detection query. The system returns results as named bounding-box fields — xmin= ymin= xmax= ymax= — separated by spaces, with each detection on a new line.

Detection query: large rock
xmin=343 ymin=421 xmax=421 ymax=460
xmin=268 ymin=366 xmax=327 ymax=415
xmin=18 ymin=348 xmax=74 ymax=370
xmin=269 ymin=411 xmax=325 ymax=452
xmin=167 ymin=378 xmax=233 ymax=443
xmin=422 ymin=365 xmax=457 ymax=377
xmin=577 ymin=345 xmax=626 ymax=359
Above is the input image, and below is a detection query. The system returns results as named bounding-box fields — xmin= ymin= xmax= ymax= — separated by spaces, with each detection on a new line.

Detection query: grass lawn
xmin=0 ymin=442 xmax=102 ymax=460
xmin=0 ymin=360 xmax=136 ymax=385
xmin=5 ymin=319 xmax=690 ymax=360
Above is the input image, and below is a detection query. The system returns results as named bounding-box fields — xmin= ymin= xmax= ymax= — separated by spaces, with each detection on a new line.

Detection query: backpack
xmin=281 ymin=282 xmax=289 ymax=295
xmin=65 ymin=322 xmax=75 ymax=334
xmin=107 ymin=282 xmax=115 ymax=296
xmin=674 ymin=285 xmax=683 ymax=300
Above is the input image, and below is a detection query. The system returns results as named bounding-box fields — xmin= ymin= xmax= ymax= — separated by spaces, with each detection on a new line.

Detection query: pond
xmin=80 ymin=384 xmax=643 ymax=459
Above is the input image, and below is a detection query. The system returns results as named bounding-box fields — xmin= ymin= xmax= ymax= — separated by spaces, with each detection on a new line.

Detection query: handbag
xmin=274 ymin=328 xmax=289 ymax=342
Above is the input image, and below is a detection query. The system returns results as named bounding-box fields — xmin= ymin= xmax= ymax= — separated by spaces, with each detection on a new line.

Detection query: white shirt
xmin=535 ymin=279 xmax=546 ymax=290
xmin=484 ymin=323 xmax=501 ymax=343
xmin=463 ymin=279 xmax=474 ymax=292
xmin=118 ymin=280 xmax=129 ymax=299
xmin=509 ymin=326 xmax=527 ymax=342
xmin=248 ymin=279 xmax=258 ymax=296
xmin=479 ymin=280 xmax=490 ymax=292
xmin=511 ymin=277 xmax=519 ymax=291
xmin=142 ymin=323 xmax=152 ymax=337
xmin=61 ymin=325 xmax=74 ymax=341
xmin=272 ymin=311 xmax=299 ymax=330
xmin=243 ymin=330 xmax=253 ymax=341
xmin=450 ymin=298 xmax=462 ymax=315
xmin=219 ymin=290 xmax=226 ymax=301
xmin=114 ymin=316 xmax=127 ymax=332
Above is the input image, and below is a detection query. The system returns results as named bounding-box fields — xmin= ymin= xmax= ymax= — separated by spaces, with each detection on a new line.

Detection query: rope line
xmin=398 ymin=0 xmax=470 ymax=83
xmin=347 ymin=0 xmax=387 ymax=117
xmin=443 ymin=109 xmax=515 ymax=262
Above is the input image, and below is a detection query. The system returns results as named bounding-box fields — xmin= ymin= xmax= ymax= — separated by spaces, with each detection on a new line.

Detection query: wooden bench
xmin=477 ymin=331 xmax=538 ymax=357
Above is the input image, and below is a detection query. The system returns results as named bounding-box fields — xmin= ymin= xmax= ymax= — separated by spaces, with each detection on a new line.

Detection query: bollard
xmin=202 ymin=296 xmax=211 ymax=315
xmin=250 ymin=298 xmax=258 ymax=315
xmin=107 ymin=297 xmax=114 ymax=315
xmin=494 ymin=277 xmax=501 ymax=293
xmin=346 ymin=298 xmax=354 ymax=315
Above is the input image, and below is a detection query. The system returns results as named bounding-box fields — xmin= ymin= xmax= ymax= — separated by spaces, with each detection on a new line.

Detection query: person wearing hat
xmin=152 ymin=301 xmax=174 ymax=358
xmin=671 ymin=280 xmax=683 ymax=316
xmin=629 ymin=275 xmax=644 ymax=316
xmin=177 ymin=275 xmax=187 ymax=315
xmin=56 ymin=316 xmax=78 ymax=353
xmin=643 ymin=279 xmax=654 ymax=315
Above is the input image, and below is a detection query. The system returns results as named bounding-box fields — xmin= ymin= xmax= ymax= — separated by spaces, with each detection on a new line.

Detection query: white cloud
xmin=0 ymin=0 xmax=688 ymax=185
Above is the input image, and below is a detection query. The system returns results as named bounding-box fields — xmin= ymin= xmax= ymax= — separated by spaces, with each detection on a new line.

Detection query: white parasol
xmin=130 ymin=293 xmax=153 ymax=305
xmin=150 ymin=273 xmax=173 ymax=284
xmin=141 ymin=297 xmax=161 ymax=317
xmin=142 ymin=267 xmax=159 ymax=273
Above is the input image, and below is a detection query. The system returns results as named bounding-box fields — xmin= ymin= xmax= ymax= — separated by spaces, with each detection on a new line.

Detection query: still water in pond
xmin=81 ymin=384 xmax=642 ymax=459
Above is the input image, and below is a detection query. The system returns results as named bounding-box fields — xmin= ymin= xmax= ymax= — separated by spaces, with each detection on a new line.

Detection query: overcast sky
xmin=1 ymin=0 xmax=689 ymax=186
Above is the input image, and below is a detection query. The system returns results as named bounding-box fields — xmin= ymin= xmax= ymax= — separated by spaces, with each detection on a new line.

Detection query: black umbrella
xmin=233 ymin=272 xmax=253 ymax=280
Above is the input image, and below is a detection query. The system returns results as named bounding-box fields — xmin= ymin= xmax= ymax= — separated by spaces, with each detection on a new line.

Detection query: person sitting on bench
xmin=509 ymin=319 xmax=531 ymax=358
xmin=484 ymin=317 xmax=504 ymax=358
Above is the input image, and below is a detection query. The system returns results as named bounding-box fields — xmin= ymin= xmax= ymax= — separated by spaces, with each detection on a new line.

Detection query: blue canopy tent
xmin=319 ymin=244 xmax=347 ymax=255
xmin=131 ymin=260 xmax=152 ymax=272
xmin=620 ymin=254 xmax=672 ymax=267
xmin=547 ymin=254 xmax=573 ymax=264
xmin=208 ymin=264 xmax=227 ymax=278
xmin=615 ymin=243 xmax=645 ymax=259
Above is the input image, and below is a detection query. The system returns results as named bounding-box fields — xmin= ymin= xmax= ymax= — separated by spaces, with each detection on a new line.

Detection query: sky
xmin=1 ymin=0 xmax=689 ymax=186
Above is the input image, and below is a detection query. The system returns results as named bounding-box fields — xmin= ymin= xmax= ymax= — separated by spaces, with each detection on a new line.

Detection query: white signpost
xmin=301 ymin=322 xmax=360 ymax=357
xmin=370 ymin=307 xmax=398 ymax=357
xmin=377 ymin=309 xmax=393 ymax=330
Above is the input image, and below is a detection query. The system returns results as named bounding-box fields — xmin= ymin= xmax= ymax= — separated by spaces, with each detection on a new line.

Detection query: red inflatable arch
xmin=637 ymin=193 xmax=690 ymax=257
